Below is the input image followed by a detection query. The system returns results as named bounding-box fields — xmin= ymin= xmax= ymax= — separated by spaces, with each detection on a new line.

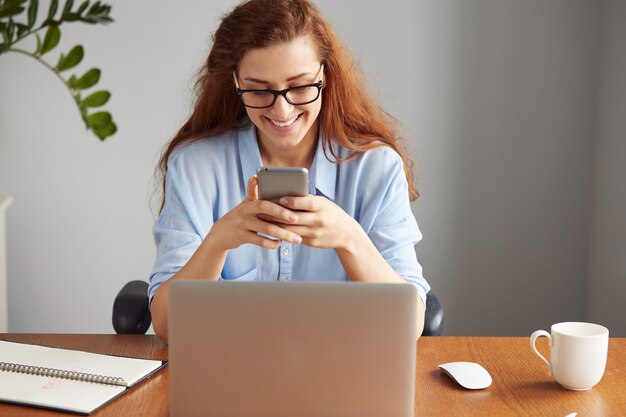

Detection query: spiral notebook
xmin=0 ymin=340 xmax=166 ymax=415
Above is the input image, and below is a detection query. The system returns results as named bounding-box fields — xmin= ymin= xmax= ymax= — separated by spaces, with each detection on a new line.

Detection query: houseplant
xmin=0 ymin=0 xmax=116 ymax=140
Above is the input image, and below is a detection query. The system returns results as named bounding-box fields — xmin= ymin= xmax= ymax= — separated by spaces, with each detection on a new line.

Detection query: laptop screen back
xmin=169 ymin=281 xmax=417 ymax=417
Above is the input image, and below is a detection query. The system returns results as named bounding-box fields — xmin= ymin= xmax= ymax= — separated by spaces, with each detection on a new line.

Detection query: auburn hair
xmin=158 ymin=0 xmax=418 ymax=212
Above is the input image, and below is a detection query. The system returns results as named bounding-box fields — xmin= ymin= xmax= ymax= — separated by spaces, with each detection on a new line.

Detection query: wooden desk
xmin=416 ymin=337 xmax=626 ymax=416
xmin=1 ymin=334 xmax=625 ymax=416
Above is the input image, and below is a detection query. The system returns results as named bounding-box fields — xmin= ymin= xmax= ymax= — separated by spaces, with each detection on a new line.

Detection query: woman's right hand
xmin=207 ymin=176 xmax=302 ymax=250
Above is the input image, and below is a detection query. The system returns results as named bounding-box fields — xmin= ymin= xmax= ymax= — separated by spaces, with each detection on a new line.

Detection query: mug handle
xmin=530 ymin=330 xmax=552 ymax=375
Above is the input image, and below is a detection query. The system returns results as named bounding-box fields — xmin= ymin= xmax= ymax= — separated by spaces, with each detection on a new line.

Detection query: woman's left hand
xmin=267 ymin=195 xmax=363 ymax=250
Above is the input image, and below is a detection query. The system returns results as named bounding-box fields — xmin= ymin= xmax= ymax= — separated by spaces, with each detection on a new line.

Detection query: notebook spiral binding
xmin=0 ymin=361 xmax=127 ymax=387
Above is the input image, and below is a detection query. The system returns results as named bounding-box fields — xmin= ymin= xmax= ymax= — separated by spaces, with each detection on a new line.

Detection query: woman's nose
xmin=271 ymin=94 xmax=294 ymax=118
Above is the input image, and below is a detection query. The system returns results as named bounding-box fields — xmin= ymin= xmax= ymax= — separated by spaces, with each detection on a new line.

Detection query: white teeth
xmin=270 ymin=115 xmax=299 ymax=127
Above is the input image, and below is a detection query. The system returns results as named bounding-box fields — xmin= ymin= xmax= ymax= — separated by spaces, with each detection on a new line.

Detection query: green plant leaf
xmin=76 ymin=0 xmax=89 ymax=15
xmin=64 ymin=12 xmax=79 ymax=21
xmin=87 ymin=0 xmax=100 ymax=15
xmin=61 ymin=0 xmax=73 ymax=18
xmin=67 ymin=74 xmax=77 ymax=88
xmin=0 ymin=5 xmax=25 ymax=19
xmin=86 ymin=111 xmax=111 ymax=128
xmin=34 ymin=32 xmax=41 ymax=53
xmin=81 ymin=0 xmax=112 ymax=24
xmin=0 ymin=0 xmax=27 ymax=10
xmin=6 ymin=19 xmax=15 ymax=42
xmin=79 ymin=103 xmax=87 ymax=119
xmin=81 ymin=90 xmax=109 ymax=107
xmin=47 ymin=0 xmax=58 ymax=19
xmin=39 ymin=24 xmax=60 ymax=55
xmin=56 ymin=44 xmax=83 ymax=71
xmin=16 ymin=22 xmax=27 ymax=37
xmin=27 ymin=0 xmax=38 ymax=28
xmin=74 ymin=67 xmax=99 ymax=89
xmin=91 ymin=120 xmax=116 ymax=140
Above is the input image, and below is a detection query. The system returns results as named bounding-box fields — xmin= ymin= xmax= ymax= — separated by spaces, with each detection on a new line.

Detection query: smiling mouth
xmin=269 ymin=114 xmax=301 ymax=127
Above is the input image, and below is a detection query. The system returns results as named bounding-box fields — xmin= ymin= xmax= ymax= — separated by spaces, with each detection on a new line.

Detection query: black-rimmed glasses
xmin=233 ymin=65 xmax=324 ymax=109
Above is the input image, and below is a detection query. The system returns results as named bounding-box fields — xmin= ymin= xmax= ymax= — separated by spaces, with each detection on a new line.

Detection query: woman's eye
xmin=288 ymin=86 xmax=311 ymax=96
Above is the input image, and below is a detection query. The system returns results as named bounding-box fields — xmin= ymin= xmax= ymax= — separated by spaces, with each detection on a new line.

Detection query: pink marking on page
xmin=42 ymin=380 xmax=61 ymax=390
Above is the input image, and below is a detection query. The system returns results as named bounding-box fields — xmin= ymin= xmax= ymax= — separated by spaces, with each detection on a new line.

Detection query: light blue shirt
xmin=148 ymin=121 xmax=430 ymax=302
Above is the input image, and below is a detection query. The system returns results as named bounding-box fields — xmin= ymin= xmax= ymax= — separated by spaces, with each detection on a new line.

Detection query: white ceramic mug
xmin=530 ymin=322 xmax=609 ymax=391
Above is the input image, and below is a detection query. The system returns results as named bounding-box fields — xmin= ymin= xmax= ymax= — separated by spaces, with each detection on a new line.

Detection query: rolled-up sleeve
xmin=365 ymin=149 xmax=430 ymax=303
xmin=148 ymin=152 xmax=204 ymax=301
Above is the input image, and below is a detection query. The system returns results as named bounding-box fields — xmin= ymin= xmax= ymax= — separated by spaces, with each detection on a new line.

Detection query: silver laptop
xmin=168 ymin=281 xmax=417 ymax=417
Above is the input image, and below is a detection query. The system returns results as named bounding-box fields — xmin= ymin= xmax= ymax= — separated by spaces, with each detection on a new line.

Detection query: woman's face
xmin=236 ymin=35 xmax=323 ymax=163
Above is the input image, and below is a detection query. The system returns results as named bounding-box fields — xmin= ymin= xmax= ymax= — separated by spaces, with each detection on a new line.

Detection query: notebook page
xmin=0 ymin=340 xmax=162 ymax=387
xmin=0 ymin=371 xmax=125 ymax=415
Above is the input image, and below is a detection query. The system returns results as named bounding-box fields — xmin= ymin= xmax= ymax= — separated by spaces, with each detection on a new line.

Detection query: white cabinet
xmin=0 ymin=196 xmax=12 ymax=332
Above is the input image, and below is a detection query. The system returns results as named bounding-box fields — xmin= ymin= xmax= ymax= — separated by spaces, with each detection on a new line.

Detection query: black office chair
xmin=112 ymin=280 xmax=444 ymax=336
xmin=112 ymin=281 xmax=152 ymax=334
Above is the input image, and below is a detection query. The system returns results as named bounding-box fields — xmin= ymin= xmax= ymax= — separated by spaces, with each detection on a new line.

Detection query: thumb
xmin=247 ymin=176 xmax=259 ymax=201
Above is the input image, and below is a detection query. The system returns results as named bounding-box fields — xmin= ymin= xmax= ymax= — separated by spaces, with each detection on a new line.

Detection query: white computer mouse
xmin=438 ymin=361 xmax=492 ymax=389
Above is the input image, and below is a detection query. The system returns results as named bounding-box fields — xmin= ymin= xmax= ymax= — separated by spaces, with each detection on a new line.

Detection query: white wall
xmin=0 ymin=0 xmax=623 ymax=336
xmin=587 ymin=0 xmax=626 ymax=335
xmin=427 ymin=0 xmax=602 ymax=335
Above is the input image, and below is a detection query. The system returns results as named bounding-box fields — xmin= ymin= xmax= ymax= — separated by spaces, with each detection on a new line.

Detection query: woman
xmin=149 ymin=0 xmax=430 ymax=341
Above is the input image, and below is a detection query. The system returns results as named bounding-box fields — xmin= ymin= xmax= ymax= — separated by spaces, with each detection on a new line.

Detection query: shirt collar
xmin=310 ymin=131 xmax=337 ymax=200
xmin=238 ymin=122 xmax=262 ymax=188
xmin=237 ymin=122 xmax=337 ymax=200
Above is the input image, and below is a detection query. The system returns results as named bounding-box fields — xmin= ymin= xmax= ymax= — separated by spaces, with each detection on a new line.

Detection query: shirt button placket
xmin=279 ymin=243 xmax=292 ymax=281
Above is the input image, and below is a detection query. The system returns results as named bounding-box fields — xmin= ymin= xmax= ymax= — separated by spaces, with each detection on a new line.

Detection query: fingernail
xmin=289 ymin=214 xmax=298 ymax=222
xmin=279 ymin=197 xmax=288 ymax=205
xmin=292 ymin=235 xmax=302 ymax=244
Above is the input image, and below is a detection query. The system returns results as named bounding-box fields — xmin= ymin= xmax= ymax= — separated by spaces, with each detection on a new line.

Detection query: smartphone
xmin=257 ymin=167 xmax=309 ymax=203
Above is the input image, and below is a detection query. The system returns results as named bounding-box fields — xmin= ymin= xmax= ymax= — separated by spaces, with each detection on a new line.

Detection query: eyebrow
xmin=243 ymin=72 xmax=313 ymax=84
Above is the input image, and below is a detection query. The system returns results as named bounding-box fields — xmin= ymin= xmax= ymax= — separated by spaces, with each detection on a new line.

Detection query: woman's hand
xmin=207 ymin=176 xmax=302 ymax=250
xmin=275 ymin=195 xmax=363 ymax=251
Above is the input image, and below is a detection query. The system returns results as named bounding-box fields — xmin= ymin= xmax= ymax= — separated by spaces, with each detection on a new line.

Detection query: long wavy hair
xmin=158 ymin=0 xmax=418 ymax=212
